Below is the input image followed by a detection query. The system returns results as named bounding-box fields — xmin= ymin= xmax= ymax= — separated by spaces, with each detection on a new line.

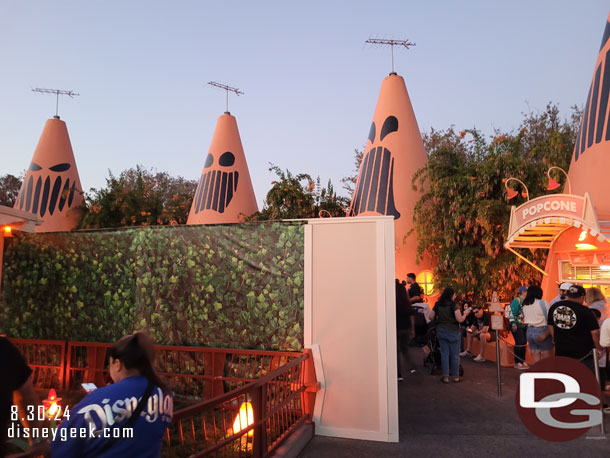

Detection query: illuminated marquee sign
xmin=514 ymin=195 xmax=585 ymax=227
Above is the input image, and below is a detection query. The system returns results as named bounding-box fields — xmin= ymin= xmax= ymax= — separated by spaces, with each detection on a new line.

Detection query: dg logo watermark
xmin=516 ymin=356 xmax=603 ymax=441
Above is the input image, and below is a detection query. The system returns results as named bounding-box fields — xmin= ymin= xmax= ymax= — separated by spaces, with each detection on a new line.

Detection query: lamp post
xmin=504 ymin=177 xmax=530 ymax=201
xmin=546 ymin=166 xmax=571 ymax=194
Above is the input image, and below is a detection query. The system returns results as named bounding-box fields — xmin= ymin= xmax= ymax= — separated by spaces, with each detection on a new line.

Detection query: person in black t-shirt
xmin=406 ymin=273 xmax=423 ymax=303
xmin=460 ymin=306 xmax=491 ymax=362
xmin=548 ymin=285 xmax=603 ymax=373
xmin=396 ymin=280 xmax=415 ymax=380
xmin=0 ymin=336 xmax=49 ymax=457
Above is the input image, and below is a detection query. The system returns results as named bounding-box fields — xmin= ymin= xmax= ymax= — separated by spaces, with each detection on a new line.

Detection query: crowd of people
xmin=395 ymin=276 xmax=610 ymax=395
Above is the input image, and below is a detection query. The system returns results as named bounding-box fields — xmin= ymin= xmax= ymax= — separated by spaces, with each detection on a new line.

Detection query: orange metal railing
xmin=165 ymin=349 xmax=318 ymax=457
xmin=9 ymin=338 xmax=66 ymax=389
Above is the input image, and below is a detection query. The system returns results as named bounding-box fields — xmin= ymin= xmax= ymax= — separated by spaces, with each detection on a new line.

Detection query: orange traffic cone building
xmin=567 ymin=12 xmax=610 ymax=212
xmin=14 ymin=117 xmax=84 ymax=232
xmin=537 ymin=12 xmax=610 ymax=298
xmin=350 ymin=73 xmax=434 ymax=284
xmin=187 ymin=113 xmax=258 ymax=224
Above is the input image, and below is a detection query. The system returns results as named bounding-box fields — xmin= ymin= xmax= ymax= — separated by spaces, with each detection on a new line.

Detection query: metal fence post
xmin=252 ymin=383 xmax=267 ymax=458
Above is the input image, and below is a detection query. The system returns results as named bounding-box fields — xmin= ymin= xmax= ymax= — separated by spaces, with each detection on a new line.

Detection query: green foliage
xmin=248 ymin=164 xmax=349 ymax=220
xmin=413 ymin=104 xmax=579 ymax=301
xmin=0 ymin=222 xmax=305 ymax=351
xmin=77 ymin=166 xmax=197 ymax=229
xmin=0 ymin=173 xmax=23 ymax=207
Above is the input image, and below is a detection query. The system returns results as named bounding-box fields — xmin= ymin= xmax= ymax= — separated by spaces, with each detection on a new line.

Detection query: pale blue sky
xmin=1 ymin=1 xmax=608 ymax=207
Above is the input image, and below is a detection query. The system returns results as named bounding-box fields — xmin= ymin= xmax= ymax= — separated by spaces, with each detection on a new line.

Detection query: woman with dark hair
xmin=522 ymin=285 xmax=552 ymax=363
xmin=430 ymin=287 xmax=472 ymax=383
xmin=51 ymin=332 xmax=173 ymax=457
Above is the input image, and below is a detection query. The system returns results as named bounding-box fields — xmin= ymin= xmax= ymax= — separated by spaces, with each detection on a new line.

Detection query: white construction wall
xmin=303 ymin=216 xmax=398 ymax=442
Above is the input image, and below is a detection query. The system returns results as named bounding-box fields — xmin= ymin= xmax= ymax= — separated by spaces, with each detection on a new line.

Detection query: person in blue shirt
xmin=51 ymin=332 xmax=173 ymax=457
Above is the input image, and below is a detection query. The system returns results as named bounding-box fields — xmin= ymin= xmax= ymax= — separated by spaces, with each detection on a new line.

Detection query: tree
xmin=0 ymin=174 xmax=23 ymax=207
xmin=248 ymin=164 xmax=349 ymax=220
xmin=412 ymin=103 xmax=579 ymax=301
xmin=78 ymin=166 xmax=197 ymax=229
xmin=340 ymin=147 xmax=364 ymax=195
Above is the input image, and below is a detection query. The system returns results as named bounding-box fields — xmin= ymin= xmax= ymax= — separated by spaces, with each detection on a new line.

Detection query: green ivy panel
xmin=0 ymin=222 xmax=305 ymax=351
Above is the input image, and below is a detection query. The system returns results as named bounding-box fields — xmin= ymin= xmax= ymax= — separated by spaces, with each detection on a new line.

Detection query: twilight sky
xmin=1 ymin=1 xmax=608 ymax=207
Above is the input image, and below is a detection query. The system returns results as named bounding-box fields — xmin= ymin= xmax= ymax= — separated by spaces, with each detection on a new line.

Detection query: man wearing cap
xmin=548 ymin=285 xmax=603 ymax=373
xmin=509 ymin=286 xmax=528 ymax=369
xmin=549 ymin=282 xmax=573 ymax=306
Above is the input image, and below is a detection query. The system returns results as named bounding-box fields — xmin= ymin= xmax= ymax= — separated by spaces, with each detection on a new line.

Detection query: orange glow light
xmin=3 ymin=226 xmax=11 ymax=235
xmin=232 ymin=402 xmax=254 ymax=437
xmin=42 ymin=388 xmax=62 ymax=419
xmin=575 ymin=243 xmax=596 ymax=251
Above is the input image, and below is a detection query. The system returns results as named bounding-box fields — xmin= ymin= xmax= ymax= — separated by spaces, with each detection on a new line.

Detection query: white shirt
xmin=522 ymin=299 xmax=549 ymax=327
xmin=601 ymin=319 xmax=610 ymax=348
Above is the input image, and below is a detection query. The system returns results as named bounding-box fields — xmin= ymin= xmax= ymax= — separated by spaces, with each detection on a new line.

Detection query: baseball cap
xmin=565 ymin=285 xmax=586 ymax=298
xmin=518 ymin=286 xmax=527 ymax=294
xmin=559 ymin=282 xmax=573 ymax=291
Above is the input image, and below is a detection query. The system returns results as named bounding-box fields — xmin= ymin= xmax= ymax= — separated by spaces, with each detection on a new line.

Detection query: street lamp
xmin=546 ymin=166 xmax=571 ymax=194
xmin=504 ymin=177 xmax=529 ymax=200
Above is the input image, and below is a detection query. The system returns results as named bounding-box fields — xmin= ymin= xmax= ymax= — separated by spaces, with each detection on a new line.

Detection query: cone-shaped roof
xmin=14 ymin=117 xmax=83 ymax=232
xmin=350 ymin=73 xmax=433 ymax=278
xmin=568 ymin=12 xmax=610 ymax=216
xmin=187 ymin=113 xmax=258 ymax=224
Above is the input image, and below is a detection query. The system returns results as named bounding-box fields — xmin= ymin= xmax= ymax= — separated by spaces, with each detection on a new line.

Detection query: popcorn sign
xmin=515 ymin=195 xmax=584 ymax=227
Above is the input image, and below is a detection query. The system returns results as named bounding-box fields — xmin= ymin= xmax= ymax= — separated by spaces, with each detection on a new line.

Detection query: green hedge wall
xmin=0 ymin=222 xmax=305 ymax=351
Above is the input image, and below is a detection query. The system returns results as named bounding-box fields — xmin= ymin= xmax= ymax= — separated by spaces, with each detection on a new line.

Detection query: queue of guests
xmin=400 ymin=279 xmax=610 ymax=390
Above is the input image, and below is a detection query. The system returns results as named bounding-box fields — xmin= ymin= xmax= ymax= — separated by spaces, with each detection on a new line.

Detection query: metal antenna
xmin=32 ymin=88 xmax=80 ymax=119
xmin=365 ymin=38 xmax=416 ymax=74
xmin=208 ymin=81 xmax=244 ymax=114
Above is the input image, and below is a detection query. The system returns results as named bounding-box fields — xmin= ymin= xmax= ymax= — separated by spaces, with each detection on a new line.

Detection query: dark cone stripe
xmin=205 ymin=171 xmax=216 ymax=210
xmin=358 ymin=149 xmax=376 ymax=214
xmin=40 ymin=177 xmax=50 ymax=217
xmin=211 ymin=171 xmax=222 ymax=211
xmin=376 ymin=148 xmax=391 ymax=214
xmin=226 ymin=173 xmax=234 ymax=208
xmin=194 ymin=175 xmax=204 ymax=214
xmin=596 ymin=48 xmax=610 ymax=144
xmin=366 ymin=146 xmax=383 ymax=212
xmin=218 ymin=172 xmax=228 ymax=214
xmin=588 ymin=64 xmax=602 ymax=148
xmin=68 ymin=182 xmax=76 ymax=208
xmin=32 ymin=177 xmax=42 ymax=214
xmin=18 ymin=181 xmax=25 ymax=209
xmin=199 ymin=172 xmax=210 ymax=213
xmin=351 ymin=146 xmax=400 ymax=220
xmin=58 ymin=179 xmax=70 ymax=212
xmin=195 ymin=170 xmax=239 ymax=214
xmin=25 ymin=176 xmax=33 ymax=212
xmin=49 ymin=176 xmax=62 ymax=215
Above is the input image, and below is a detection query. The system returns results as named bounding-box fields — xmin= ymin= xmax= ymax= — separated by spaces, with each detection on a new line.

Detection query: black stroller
xmin=423 ymin=324 xmax=464 ymax=376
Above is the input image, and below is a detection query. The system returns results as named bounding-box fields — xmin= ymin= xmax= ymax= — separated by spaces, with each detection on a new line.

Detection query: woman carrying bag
xmin=430 ymin=287 xmax=472 ymax=383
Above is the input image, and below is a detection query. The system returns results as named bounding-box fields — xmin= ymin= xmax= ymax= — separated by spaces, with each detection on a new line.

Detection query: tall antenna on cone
xmin=365 ymin=38 xmax=415 ymax=74
xmin=32 ymin=88 xmax=80 ymax=119
xmin=208 ymin=81 xmax=244 ymax=114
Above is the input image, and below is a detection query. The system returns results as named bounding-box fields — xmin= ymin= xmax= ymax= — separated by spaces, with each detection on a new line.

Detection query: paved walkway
xmin=298 ymin=347 xmax=609 ymax=458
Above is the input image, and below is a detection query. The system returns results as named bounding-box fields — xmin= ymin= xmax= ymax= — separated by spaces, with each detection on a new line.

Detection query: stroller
xmin=423 ymin=324 xmax=464 ymax=376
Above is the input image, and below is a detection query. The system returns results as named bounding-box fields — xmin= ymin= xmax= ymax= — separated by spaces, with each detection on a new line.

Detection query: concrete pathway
xmin=298 ymin=347 xmax=609 ymax=458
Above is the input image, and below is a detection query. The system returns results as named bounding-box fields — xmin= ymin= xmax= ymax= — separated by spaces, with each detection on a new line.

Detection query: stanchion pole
xmin=592 ymin=349 xmax=605 ymax=435
xmin=496 ymin=332 xmax=502 ymax=397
